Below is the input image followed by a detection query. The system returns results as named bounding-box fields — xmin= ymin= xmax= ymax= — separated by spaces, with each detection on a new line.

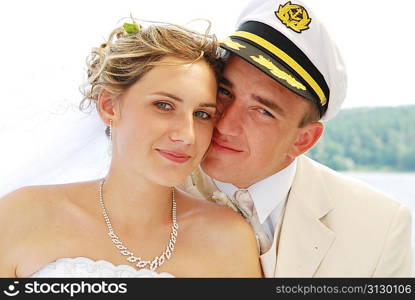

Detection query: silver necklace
xmin=98 ymin=178 xmax=179 ymax=271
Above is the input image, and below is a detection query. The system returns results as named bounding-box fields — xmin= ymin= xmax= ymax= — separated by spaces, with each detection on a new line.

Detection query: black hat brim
xmin=220 ymin=37 xmax=320 ymax=109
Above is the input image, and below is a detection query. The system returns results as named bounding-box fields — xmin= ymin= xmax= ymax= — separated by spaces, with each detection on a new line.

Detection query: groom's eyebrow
xmin=252 ymin=95 xmax=286 ymax=116
xmin=219 ymin=77 xmax=285 ymax=116
xmin=219 ymin=77 xmax=233 ymax=88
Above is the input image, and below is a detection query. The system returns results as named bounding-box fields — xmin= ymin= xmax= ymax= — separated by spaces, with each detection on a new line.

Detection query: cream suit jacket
xmin=181 ymin=156 xmax=413 ymax=277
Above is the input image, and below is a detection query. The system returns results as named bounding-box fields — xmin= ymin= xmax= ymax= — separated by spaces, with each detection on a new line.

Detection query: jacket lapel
xmin=275 ymin=156 xmax=336 ymax=277
xmin=260 ymin=212 xmax=284 ymax=277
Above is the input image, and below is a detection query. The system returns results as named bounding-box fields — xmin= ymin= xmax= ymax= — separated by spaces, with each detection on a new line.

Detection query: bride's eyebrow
xmin=200 ymin=103 xmax=217 ymax=109
xmin=150 ymin=92 xmax=183 ymax=102
xmin=150 ymin=92 xmax=217 ymax=109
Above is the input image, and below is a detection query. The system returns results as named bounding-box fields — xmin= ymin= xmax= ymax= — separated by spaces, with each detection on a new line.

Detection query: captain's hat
xmin=220 ymin=0 xmax=347 ymax=121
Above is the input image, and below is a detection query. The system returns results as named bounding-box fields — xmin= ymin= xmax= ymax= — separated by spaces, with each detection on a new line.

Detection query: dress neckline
xmin=29 ymin=256 xmax=175 ymax=277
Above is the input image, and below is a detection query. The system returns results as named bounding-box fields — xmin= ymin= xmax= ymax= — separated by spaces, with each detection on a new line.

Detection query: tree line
xmin=306 ymin=105 xmax=415 ymax=171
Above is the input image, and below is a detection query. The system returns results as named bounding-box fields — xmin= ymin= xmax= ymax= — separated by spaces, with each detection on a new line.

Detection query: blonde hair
xmin=80 ymin=21 xmax=222 ymax=114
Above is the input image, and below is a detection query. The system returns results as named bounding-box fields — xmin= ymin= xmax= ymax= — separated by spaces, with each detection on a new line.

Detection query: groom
xmin=183 ymin=0 xmax=412 ymax=277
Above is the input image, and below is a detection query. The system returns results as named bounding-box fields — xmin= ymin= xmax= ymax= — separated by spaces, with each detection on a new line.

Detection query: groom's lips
xmin=212 ymin=139 xmax=243 ymax=153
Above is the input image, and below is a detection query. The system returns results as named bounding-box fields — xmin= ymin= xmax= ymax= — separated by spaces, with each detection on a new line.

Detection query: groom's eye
xmin=218 ymin=87 xmax=232 ymax=97
xmin=258 ymin=108 xmax=275 ymax=118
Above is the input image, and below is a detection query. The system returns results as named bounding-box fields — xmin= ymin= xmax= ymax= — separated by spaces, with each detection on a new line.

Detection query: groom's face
xmin=201 ymin=56 xmax=311 ymax=188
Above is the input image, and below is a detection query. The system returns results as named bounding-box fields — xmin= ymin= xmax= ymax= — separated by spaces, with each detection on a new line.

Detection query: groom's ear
xmin=98 ymin=89 xmax=120 ymax=126
xmin=288 ymin=121 xmax=324 ymax=159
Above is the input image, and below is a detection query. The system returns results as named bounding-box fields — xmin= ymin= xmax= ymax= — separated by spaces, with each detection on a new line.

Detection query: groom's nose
xmin=215 ymin=101 xmax=243 ymax=137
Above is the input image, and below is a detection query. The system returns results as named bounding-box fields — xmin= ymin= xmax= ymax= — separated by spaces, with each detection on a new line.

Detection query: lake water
xmin=341 ymin=172 xmax=415 ymax=207
xmin=341 ymin=172 xmax=415 ymax=273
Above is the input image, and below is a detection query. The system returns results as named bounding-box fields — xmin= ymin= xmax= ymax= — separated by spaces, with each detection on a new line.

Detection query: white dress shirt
xmin=213 ymin=159 xmax=297 ymax=241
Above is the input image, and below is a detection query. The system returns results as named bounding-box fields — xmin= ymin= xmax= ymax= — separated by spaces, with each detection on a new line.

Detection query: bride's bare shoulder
xmin=0 ymin=181 xmax=98 ymax=276
xmin=0 ymin=181 xmax=98 ymax=235
xmin=0 ymin=181 xmax=96 ymax=213
xmin=176 ymin=190 xmax=261 ymax=277
xmin=177 ymin=189 xmax=255 ymax=245
xmin=0 ymin=185 xmax=57 ymax=217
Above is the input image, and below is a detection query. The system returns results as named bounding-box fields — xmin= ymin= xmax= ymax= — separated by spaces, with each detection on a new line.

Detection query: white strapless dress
xmin=29 ymin=257 xmax=175 ymax=278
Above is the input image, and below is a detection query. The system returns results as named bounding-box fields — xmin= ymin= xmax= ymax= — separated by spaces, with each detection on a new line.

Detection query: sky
xmin=0 ymin=0 xmax=414 ymax=128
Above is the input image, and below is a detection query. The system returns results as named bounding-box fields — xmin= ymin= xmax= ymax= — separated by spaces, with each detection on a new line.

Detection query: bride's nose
xmin=169 ymin=114 xmax=195 ymax=145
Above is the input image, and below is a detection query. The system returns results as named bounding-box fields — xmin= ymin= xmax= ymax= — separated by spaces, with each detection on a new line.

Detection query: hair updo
xmin=80 ymin=20 xmax=223 ymax=135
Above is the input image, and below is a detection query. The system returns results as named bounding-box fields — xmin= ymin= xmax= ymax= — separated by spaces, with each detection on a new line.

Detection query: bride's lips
xmin=212 ymin=139 xmax=243 ymax=153
xmin=155 ymin=149 xmax=191 ymax=163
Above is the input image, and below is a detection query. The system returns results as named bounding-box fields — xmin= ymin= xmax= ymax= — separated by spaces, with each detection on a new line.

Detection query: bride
xmin=0 ymin=20 xmax=262 ymax=277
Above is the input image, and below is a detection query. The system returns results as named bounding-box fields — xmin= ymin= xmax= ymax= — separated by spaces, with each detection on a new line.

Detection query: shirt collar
xmin=213 ymin=159 xmax=297 ymax=224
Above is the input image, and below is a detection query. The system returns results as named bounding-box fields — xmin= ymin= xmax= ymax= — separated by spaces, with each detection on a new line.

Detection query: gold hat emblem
xmin=275 ymin=1 xmax=311 ymax=33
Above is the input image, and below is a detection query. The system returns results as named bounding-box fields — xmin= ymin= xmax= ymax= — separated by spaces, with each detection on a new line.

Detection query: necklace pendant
xmin=99 ymin=179 xmax=178 ymax=272
xmin=136 ymin=260 xmax=149 ymax=268
xmin=150 ymin=258 xmax=159 ymax=271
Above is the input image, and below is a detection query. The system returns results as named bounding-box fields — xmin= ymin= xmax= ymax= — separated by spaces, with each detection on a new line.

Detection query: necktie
xmin=233 ymin=190 xmax=272 ymax=254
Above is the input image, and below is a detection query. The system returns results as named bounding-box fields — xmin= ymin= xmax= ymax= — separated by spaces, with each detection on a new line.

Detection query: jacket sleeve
xmin=373 ymin=204 xmax=413 ymax=277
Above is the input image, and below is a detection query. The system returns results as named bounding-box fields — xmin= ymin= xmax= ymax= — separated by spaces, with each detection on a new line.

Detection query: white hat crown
xmin=228 ymin=0 xmax=347 ymax=121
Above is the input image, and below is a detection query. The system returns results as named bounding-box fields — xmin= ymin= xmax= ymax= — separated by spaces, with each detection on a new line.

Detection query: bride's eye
xmin=194 ymin=110 xmax=212 ymax=120
xmin=154 ymin=102 xmax=174 ymax=111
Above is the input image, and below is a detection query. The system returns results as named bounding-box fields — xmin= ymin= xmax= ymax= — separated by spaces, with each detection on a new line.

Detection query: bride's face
xmin=113 ymin=56 xmax=218 ymax=186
